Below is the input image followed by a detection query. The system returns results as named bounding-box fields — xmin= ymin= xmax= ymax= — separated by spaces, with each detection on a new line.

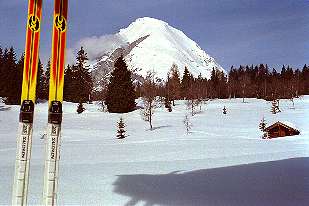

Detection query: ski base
xmin=12 ymin=122 xmax=33 ymax=205
xmin=43 ymin=101 xmax=63 ymax=205
xmin=43 ymin=123 xmax=61 ymax=205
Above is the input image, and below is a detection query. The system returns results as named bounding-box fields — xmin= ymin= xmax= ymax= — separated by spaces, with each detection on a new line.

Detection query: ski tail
xmin=43 ymin=0 xmax=68 ymax=205
xmin=12 ymin=0 xmax=43 ymax=205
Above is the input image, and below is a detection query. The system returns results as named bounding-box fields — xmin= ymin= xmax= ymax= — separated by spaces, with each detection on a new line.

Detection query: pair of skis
xmin=12 ymin=0 xmax=68 ymax=205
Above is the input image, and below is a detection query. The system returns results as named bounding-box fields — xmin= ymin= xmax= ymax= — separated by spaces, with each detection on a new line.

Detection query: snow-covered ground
xmin=1 ymin=97 xmax=309 ymax=205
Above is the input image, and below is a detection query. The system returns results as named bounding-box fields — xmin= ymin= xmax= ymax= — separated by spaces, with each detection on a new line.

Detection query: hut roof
xmin=265 ymin=121 xmax=300 ymax=132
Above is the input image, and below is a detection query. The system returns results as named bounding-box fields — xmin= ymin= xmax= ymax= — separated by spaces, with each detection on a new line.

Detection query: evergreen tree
xmin=164 ymin=97 xmax=172 ymax=112
xmin=271 ymin=99 xmax=280 ymax=114
xmin=217 ymin=71 xmax=228 ymax=99
xmin=4 ymin=47 xmax=22 ymax=105
xmin=45 ymin=59 xmax=51 ymax=80
xmin=70 ymin=47 xmax=93 ymax=103
xmin=259 ymin=117 xmax=268 ymax=139
xmin=181 ymin=66 xmax=192 ymax=99
xmin=105 ymin=55 xmax=136 ymax=113
xmin=0 ymin=48 xmax=9 ymax=97
xmin=166 ymin=64 xmax=181 ymax=105
xmin=259 ymin=117 xmax=267 ymax=132
xmin=293 ymin=69 xmax=301 ymax=97
xmin=0 ymin=46 xmax=4 ymax=96
xmin=223 ymin=106 xmax=227 ymax=114
xmin=76 ymin=102 xmax=85 ymax=114
xmin=228 ymin=66 xmax=238 ymax=98
xmin=116 ymin=117 xmax=126 ymax=139
xmin=302 ymin=64 xmax=309 ymax=94
xmin=165 ymin=74 xmax=171 ymax=106
xmin=0 ymin=46 xmax=3 ymax=63
xmin=196 ymin=73 xmax=204 ymax=100
xmin=209 ymin=68 xmax=228 ymax=99
xmin=43 ymin=59 xmax=51 ymax=99
xmin=210 ymin=68 xmax=219 ymax=98
xmin=63 ymin=64 xmax=74 ymax=101
xmin=135 ymin=81 xmax=142 ymax=98
xmin=36 ymin=59 xmax=48 ymax=101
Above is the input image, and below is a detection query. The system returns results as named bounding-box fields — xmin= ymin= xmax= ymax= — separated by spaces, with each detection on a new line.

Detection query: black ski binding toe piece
xmin=19 ymin=100 xmax=34 ymax=123
xmin=48 ymin=101 xmax=63 ymax=124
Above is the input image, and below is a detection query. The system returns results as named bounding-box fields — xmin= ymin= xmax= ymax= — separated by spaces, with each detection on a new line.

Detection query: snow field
xmin=0 ymin=97 xmax=308 ymax=205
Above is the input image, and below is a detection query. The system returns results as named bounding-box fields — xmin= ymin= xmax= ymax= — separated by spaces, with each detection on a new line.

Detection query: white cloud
xmin=66 ymin=48 xmax=75 ymax=66
xmin=67 ymin=34 xmax=128 ymax=65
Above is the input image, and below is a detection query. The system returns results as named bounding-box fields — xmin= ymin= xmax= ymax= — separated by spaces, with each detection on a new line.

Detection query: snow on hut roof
xmin=266 ymin=121 xmax=300 ymax=132
xmin=281 ymin=121 xmax=300 ymax=131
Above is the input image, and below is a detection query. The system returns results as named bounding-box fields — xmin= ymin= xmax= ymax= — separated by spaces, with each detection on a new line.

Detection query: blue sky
xmin=0 ymin=0 xmax=308 ymax=70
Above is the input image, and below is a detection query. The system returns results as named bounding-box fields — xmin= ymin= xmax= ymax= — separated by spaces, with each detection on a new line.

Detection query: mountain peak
xmin=119 ymin=17 xmax=171 ymax=41
xmin=92 ymin=17 xmax=224 ymax=87
xmin=132 ymin=17 xmax=168 ymax=26
xmin=118 ymin=17 xmax=224 ymax=78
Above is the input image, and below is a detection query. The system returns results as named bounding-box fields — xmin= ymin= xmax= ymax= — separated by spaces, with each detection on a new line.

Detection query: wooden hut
xmin=265 ymin=121 xmax=300 ymax=139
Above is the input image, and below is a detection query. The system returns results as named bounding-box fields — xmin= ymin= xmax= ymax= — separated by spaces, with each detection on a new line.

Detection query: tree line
xmin=133 ymin=63 xmax=309 ymax=104
xmin=1 ymin=45 xmax=309 ymax=107
xmin=0 ymin=46 xmax=46 ymax=104
xmin=179 ymin=64 xmax=308 ymax=101
xmin=228 ymin=64 xmax=309 ymax=100
xmin=0 ymin=45 xmax=93 ymax=105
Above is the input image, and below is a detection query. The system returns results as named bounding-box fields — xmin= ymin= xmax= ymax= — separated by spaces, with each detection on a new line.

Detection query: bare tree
xmin=186 ymin=85 xmax=200 ymax=116
xmin=183 ymin=115 xmax=192 ymax=135
xmin=290 ymin=97 xmax=295 ymax=109
xmin=288 ymin=77 xmax=297 ymax=109
xmin=186 ymin=99 xmax=198 ymax=116
xmin=239 ymin=73 xmax=251 ymax=103
xmin=141 ymin=71 xmax=157 ymax=130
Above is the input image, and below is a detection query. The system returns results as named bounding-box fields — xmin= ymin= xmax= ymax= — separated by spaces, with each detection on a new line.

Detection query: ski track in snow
xmin=0 ymin=97 xmax=309 ymax=205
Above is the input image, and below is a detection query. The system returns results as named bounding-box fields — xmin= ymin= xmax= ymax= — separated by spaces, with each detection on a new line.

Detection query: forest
xmin=0 ymin=45 xmax=308 ymax=107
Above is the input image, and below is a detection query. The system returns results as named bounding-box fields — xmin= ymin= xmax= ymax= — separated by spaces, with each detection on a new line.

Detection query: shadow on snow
xmin=113 ymin=157 xmax=309 ymax=206
xmin=147 ymin=125 xmax=172 ymax=131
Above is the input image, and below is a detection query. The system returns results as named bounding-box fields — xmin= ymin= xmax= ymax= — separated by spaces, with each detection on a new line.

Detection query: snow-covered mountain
xmin=91 ymin=17 xmax=225 ymax=87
